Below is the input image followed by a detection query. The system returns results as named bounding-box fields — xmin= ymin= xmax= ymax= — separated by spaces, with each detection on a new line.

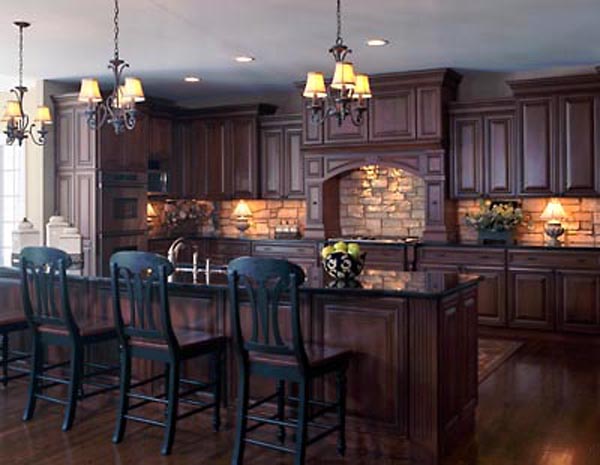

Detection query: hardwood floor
xmin=1 ymin=341 xmax=600 ymax=464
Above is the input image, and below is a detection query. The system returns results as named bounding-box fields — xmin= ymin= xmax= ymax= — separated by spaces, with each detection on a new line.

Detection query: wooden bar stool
xmin=20 ymin=246 xmax=119 ymax=432
xmin=110 ymin=251 xmax=227 ymax=456
xmin=228 ymin=257 xmax=352 ymax=465
xmin=0 ymin=310 xmax=29 ymax=386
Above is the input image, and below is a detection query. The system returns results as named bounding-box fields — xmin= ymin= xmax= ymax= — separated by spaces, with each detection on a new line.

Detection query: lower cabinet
xmin=507 ymin=269 xmax=555 ymax=330
xmin=463 ymin=266 xmax=506 ymax=326
xmin=556 ymin=270 xmax=600 ymax=333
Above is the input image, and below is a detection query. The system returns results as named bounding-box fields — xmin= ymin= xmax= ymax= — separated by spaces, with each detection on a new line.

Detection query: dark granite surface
xmin=0 ymin=265 xmax=480 ymax=299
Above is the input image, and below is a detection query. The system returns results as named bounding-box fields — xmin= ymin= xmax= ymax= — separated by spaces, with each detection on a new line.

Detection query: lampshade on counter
xmin=541 ymin=198 xmax=567 ymax=247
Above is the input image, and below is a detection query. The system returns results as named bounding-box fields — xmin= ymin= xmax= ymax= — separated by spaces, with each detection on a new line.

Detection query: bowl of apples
xmin=321 ymin=241 xmax=366 ymax=282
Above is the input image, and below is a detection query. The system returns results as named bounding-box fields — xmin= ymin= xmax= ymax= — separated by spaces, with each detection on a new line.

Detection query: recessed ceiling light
xmin=184 ymin=76 xmax=201 ymax=83
xmin=366 ymin=39 xmax=389 ymax=47
xmin=235 ymin=55 xmax=255 ymax=63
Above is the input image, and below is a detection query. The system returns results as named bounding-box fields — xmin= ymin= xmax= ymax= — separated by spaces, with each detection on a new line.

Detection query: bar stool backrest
xmin=228 ymin=257 xmax=308 ymax=368
xmin=20 ymin=246 xmax=75 ymax=333
xmin=110 ymin=251 xmax=176 ymax=349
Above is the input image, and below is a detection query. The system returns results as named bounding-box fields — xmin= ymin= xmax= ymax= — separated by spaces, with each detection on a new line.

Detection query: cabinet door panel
xmin=285 ymin=127 xmax=304 ymax=198
xmin=518 ymin=98 xmax=555 ymax=195
xmin=417 ymin=87 xmax=441 ymax=139
xmin=56 ymin=172 xmax=75 ymax=224
xmin=369 ymin=89 xmax=416 ymax=142
xmin=260 ymin=128 xmax=284 ymax=199
xmin=485 ymin=114 xmax=514 ymax=196
xmin=204 ymin=120 xmax=229 ymax=199
xmin=464 ymin=266 xmax=506 ymax=326
xmin=302 ymin=107 xmax=323 ymax=145
xmin=559 ymin=95 xmax=599 ymax=195
xmin=57 ymin=109 xmax=74 ymax=169
xmin=231 ymin=118 xmax=258 ymax=198
xmin=557 ymin=271 xmax=600 ymax=333
xmin=508 ymin=270 xmax=554 ymax=329
xmin=324 ymin=110 xmax=368 ymax=144
xmin=451 ymin=116 xmax=482 ymax=197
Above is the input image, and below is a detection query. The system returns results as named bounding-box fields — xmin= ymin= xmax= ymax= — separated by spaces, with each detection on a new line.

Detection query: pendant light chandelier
xmin=78 ymin=0 xmax=145 ymax=134
xmin=2 ymin=22 xmax=53 ymax=146
xmin=303 ymin=0 xmax=372 ymax=127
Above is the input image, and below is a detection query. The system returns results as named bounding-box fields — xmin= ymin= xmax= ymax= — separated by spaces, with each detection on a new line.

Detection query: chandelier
xmin=2 ymin=22 xmax=53 ymax=146
xmin=78 ymin=0 xmax=145 ymax=134
xmin=303 ymin=0 xmax=372 ymax=127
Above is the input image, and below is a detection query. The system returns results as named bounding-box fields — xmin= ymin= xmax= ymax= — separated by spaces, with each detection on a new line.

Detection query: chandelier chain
xmin=336 ymin=0 xmax=342 ymax=45
xmin=18 ymin=24 xmax=24 ymax=88
xmin=113 ymin=0 xmax=120 ymax=60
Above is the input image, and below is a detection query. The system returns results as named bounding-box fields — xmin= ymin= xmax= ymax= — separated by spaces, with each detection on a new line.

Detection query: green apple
xmin=347 ymin=243 xmax=361 ymax=259
xmin=333 ymin=241 xmax=348 ymax=253
xmin=321 ymin=245 xmax=335 ymax=259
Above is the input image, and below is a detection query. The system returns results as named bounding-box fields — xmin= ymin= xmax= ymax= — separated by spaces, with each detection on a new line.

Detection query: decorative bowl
xmin=322 ymin=251 xmax=366 ymax=282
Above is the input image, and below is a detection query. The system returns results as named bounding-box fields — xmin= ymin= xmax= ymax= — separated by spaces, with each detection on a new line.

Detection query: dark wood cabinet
xmin=149 ymin=116 xmax=173 ymax=161
xmin=557 ymin=271 xmax=600 ymax=333
xmin=508 ymin=269 xmax=555 ymax=330
xmin=230 ymin=117 xmax=259 ymax=198
xmin=369 ymin=88 xmax=416 ymax=142
xmin=260 ymin=115 xmax=304 ymax=199
xmin=559 ymin=94 xmax=600 ymax=195
xmin=516 ymin=97 xmax=556 ymax=195
xmin=324 ymin=110 xmax=368 ymax=144
xmin=98 ymin=110 xmax=149 ymax=173
xmin=449 ymin=101 xmax=515 ymax=199
xmin=204 ymin=119 xmax=230 ymax=199
xmin=417 ymin=86 xmax=442 ymax=140
xmin=463 ymin=266 xmax=506 ymax=326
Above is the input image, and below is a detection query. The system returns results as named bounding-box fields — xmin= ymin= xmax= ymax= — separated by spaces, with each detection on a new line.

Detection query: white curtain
xmin=0 ymin=141 xmax=26 ymax=265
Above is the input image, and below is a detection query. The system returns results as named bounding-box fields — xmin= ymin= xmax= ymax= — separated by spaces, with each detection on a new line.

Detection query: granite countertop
xmin=422 ymin=241 xmax=600 ymax=251
xmin=0 ymin=266 xmax=481 ymax=300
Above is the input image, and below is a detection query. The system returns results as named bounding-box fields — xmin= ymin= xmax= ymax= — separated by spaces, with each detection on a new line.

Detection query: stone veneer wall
xmin=457 ymin=198 xmax=600 ymax=245
xmin=148 ymin=199 xmax=306 ymax=239
xmin=338 ymin=166 xmax=426 ymax=238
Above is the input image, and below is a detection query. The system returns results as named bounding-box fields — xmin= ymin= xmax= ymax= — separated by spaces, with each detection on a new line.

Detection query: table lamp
xmin=233 ymin=200 xmax=252 ymax=236
xmin=540 ymin=198 xmax=567 ymax=247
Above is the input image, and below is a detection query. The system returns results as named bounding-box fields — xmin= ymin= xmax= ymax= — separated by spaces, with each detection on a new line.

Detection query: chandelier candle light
xmin=303 ymin=0 xmax=372 ymax=127
xmin=78 ymin=0 xmax=145 ymax=134
xmin=2 ymin=22 xmax=52 ymax=146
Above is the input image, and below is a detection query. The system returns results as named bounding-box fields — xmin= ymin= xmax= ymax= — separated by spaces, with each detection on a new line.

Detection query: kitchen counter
xmin=0 ymin=265 xmax=479 ymax=464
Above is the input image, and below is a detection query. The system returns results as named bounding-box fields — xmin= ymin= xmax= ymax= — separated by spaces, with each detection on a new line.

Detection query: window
xmin=0 ymin=141 xmax=26 ymax=265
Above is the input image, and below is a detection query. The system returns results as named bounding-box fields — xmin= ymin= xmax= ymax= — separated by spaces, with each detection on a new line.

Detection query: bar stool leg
xmin=212 ymin=350 xmax=222 ymax=432
xmin=23 ymin=335 xmax=42 ymax=421
xmin=231 ymin=362 xmax=249 ymax=465
xmin=62 ymin=342 xmax=83 ymax=431
xmin=277 ymin=379 xmax=286 ymax=444
xmin=113 ymin=346 xmax=132 ymax=444
xmin=1 ymin=333 xmax=8 ymax=386
xmin=294 ymin=380 xmax=309 ymax=465
xmin=161 ymin=360 xmax=180 ymax=456
xmin=336 ymin=369 xmax=347 ymax=456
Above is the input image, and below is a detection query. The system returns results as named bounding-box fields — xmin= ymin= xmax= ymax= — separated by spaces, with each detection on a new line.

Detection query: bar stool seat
xmin=131 ymin=330 xmax=227 ymax=357
xmin=38 ymin=320 xmax=116 ymax=339
xmin=251 ymin=344 xmax=351 ymax=371
xmin=0 ymin=311 xmax=27 ymax=327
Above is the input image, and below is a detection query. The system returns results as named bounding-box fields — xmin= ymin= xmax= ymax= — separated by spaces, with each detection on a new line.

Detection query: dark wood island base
xmin=0 ymin=267 xmax=479 ymax=465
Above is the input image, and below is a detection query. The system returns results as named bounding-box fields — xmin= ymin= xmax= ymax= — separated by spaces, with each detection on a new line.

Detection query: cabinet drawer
xmin=419 ymin=247 xmax=504 ymax=266
xmin=507 ymin=250 xmax=600 ymax=269
xmin=253 ymin=242 xmax=317 ymax=258
xmin=208 ymin=240 xmax=251 ymax=258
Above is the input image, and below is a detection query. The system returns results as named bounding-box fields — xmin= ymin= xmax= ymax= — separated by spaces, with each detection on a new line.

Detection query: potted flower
xmin=465 ymin=199 xmax=524 ymax=245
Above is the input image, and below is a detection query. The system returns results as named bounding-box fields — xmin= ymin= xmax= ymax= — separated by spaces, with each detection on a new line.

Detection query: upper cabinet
xmin=449 ymin=100 xmax=516 ymax=198
xmin=260 ymin=115 xmax=304 ymax=199
xmin=301 ymin=69 xmax=461 ymax=148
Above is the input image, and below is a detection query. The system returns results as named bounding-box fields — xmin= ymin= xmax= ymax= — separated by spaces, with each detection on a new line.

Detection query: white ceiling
xmin=0 ymin=0 xmax=599 ymax=107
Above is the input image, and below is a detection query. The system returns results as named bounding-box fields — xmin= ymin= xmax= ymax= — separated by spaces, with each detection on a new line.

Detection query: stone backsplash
xmin=148 ymin=198 xmax=305 ymax=239
xmin=457 ymin=198 xmax=600 ymax=245
xmin=338 ymin=166 xmax=426 ymax=238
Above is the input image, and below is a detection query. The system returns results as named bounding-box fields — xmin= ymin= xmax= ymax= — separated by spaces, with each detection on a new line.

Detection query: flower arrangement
xmin=465 ymin=199 xmax=524 ymax=232
xmin=164 ymin=200 xmax=212 ymax=233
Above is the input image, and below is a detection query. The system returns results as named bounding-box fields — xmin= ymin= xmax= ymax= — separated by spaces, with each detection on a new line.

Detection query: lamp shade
xmin=540 ymin=198 xmax=567 ymax=221
xmin=78 ymin=78 xmax=102 ymax=103
xmin=2 ymin=100 xmax=23 ymax=121
xmin=34 ymin=106 xmax=52 ymax=124
xmin=146 ymin=202 xmax=158 ymax=218
xmin=353 ymin=74 xmax=372 ymax=99
xmin=123 ymin=77 xmax=145 ymax=102
xmin=331 ymin=62 xmax=356 ymax=90
xmin=303 ymin=72 xmax=327 ymax=98
xmin=233 ymin=200 xmax=253 ymax=218
xmin=115 ymin=86 xmax=134 ymax=108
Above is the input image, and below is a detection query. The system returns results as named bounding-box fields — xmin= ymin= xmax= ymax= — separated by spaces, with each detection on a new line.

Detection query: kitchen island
xmin=0 ymin=265 xmax=480 ymax=465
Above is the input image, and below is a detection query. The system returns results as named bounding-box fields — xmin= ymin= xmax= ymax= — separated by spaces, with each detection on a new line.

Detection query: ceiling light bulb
xmin=184 ymin=76 xmax=201 ymax=83
xmin=366 ymin=38 xmax=389 ymax=47
xmin=235 ymin=56 xmax=255 ymax=63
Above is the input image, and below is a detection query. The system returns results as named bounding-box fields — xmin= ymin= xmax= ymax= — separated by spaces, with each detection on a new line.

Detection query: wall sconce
xmin=232 ymin=200 xmax=252 ymax=237
xmin=146 ymin=202 xmax=158 ymax=227
xmin=540 ymin=198 xmax=567 ymax=247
